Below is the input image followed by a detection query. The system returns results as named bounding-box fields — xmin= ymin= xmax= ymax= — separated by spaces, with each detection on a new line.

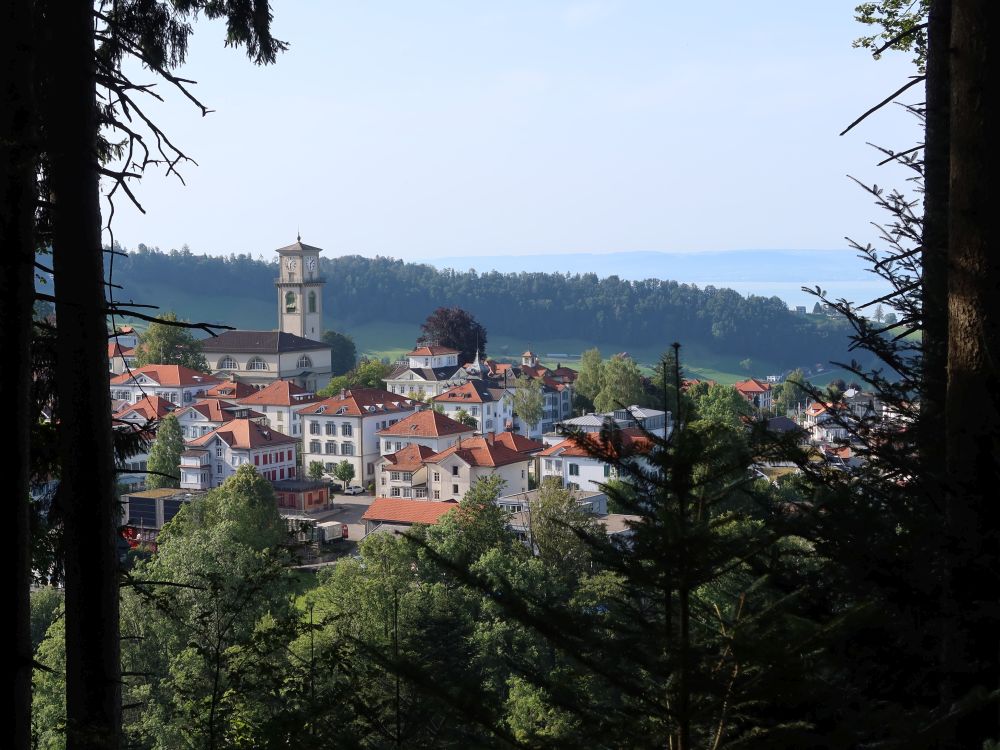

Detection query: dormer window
xmin=297 ymin=355 xmax=312 ymax=369
xmin=247 ymin=357 xmax=268 ymax=371
xmin=218 ymin=356 xmax=238 ymax=371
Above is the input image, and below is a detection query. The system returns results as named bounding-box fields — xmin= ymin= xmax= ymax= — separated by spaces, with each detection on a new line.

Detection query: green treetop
xmin=134 ymin=311 xmax=208 ymax=370
xmin=144 ymin=413 xmax=183 ymax=490
xmin=512 ymin=375 xmax=544 ymax=434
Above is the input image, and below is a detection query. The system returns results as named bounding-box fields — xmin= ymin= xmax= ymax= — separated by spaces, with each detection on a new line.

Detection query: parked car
xmin=343 ymin=485 xmax=365 ymax=496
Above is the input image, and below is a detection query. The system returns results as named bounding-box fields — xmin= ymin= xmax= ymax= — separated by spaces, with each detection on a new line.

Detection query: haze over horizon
xmin=103 ymin=2 xmax=920 ymax=263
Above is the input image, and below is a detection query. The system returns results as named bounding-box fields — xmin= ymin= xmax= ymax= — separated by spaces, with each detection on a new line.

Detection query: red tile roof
xmin=432 ymin=381 xmax=500 ymax=404
xmin=238 ymin=379 xmax=317 ymax=407
xmin=491 ymin=432 xmax=545 ymax=454
xmin=179 ymin=399 xmax=263 ymax=423
xmin=407 ymin=345 xmax=460 ymax=357
xmin=733 ymin=378 xmax=771 ymax=394
xmin=538 ymin=428 xmax=653 ymax=459
xmin=428 ymin=435 xmax=529 ymax=468
xmin=297 ymin=388 xmax=416 ymax=417
xmin=380 ymin=444 xmax=437 ymax=472
xmin=112 ymin=396 xmax=175 ymax=422
xmin=107 ymin=342 xmax=135 ymax=358
xmin=189 ymin=419 xmax=297 ymax=449
xmin=376 ymin=410 xmax=473 ymax=437
xmin=362 ymin=498 xmax=457 ymax=525
xmin=109 ymin=365 xmax=221 ymax=388
xmin=204 ymin=380 xmax=258 ymax=400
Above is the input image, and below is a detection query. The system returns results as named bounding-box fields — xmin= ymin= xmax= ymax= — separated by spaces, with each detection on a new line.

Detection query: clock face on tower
xmin=306 ymin=256 xmax=317 ymax=271
xmin=285 ymin=257 xmax=297 ymax=271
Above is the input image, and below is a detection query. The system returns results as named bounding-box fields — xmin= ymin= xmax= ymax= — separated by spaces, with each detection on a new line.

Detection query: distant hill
xmin=106 ymin=247 xmax=870 ymax=374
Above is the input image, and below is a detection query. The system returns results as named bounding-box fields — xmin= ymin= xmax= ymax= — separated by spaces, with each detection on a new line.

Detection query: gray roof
xmin=201 ymin=330 xmax=326 ymax=354
xmin=387 ymin=365 xmax=467 ymax=382
xmin=275 ymin=240 xmax=324 ymax=256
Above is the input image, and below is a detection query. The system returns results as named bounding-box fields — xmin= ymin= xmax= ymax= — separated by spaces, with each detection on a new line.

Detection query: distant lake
xmin=416 ymin=249 xmax=896 ymax=310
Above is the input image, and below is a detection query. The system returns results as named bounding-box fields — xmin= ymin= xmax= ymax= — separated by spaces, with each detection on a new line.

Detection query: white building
xmin=109 ymin=365 xmax=221 ymax=406
xmin=537 ymin=428 xmax=653 ymax=492
xmin=375 ymin=409 xmax=475 ymax=456
xmin=431 ymin=381 xmax=514 ymax=435
xmin=236 ymin=379 xmax=318 ymax=438
xmin=296 ymin=388 xmax=419 ymax=485
xmin=180 ymin=419 xmax=298 ymax=490
xmin=174 ymin=399 xmax=265 ymax=440
xmin=424 ymin=434 xmax=530 ymax=502
xmin=384 ymin=345 xmax=471 ymax=398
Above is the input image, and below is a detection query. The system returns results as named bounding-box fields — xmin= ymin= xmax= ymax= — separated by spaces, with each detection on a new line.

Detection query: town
xmin=108 ymin=238 xmax=901 ymax=560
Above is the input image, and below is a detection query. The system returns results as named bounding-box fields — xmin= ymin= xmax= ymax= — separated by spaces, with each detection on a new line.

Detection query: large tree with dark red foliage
xmin=417 ymin=307 xmax=487 ymax=366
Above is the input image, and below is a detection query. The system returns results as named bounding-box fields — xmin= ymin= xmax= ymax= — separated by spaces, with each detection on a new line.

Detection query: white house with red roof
xmin=384 ymin=345 xmax=471 ymax=398
xmin=109 ymin=364 xmax=221 ymax=406
xmin=424 ymin=434 xmax=530 ymax=501
xmin=375 ymin=443 xmax=438 ymax=499
xmin=112 ymin=395 xmax=177 ymax=425
xmin=296 ymin=388 xmax=419 ymax=485
xmin=376 ymin=409 xmax=475 ymax=455
xmin=237 ymin=379 xmax=318 ymax=438
xmin=538 ymin=428 xmax=654 ymax=492
xmin=174 ymin=399 xmax=265 ymax=440
xmin=733 ymin=378 xmax=773 ymax=411
xmin=107 ymin=341 xmax=137 ymax=375
xmin=431 ymin=381 xmax=514 ymax=435
xmin=180 ymin=418 xmax=298 ymax=490
xmin=202 ymin=378 xmax=259 ymax=401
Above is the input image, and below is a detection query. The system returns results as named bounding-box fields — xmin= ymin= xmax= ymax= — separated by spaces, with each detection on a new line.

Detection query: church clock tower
xmin=275 ymin=236 xmax=325 ymax=339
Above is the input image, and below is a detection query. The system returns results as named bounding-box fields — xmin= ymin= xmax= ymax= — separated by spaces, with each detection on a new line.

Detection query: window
xmin=341 ymin=423 xmax=352 ymax=437
xmin=544 ymin=459 xmax=552 ymax=470
xmin=216 ymin=445 xmax=223 ymax=457
xmin=395 ymin=441 xmax=402 ymax=451
xmin=325 ymin=422 xmax=336 ymax=435
xmin=309 ymin=441 xmax=321 ymax=453
xmin=367 ymin=463 xmax=374 ymax=475
xmin=307 ymin=291 xmax=317 ymax=314
xmin=391 ymin=487 xmax=400 ymax=497
xmin=310 ymin=422 xmax=321 ymax=435
xmin=381 ymin=476 xmax=386 ymax=486
xmin=216 ymin=463 xmax=222 ymax=474
xmin=415 ymin=488 xmax=427 ymax=498
xmin=324 ymin=462 xmax=334 ymax=472
xmin=384 ymin=441 xmax=393 ymax=452
xmin=342 ymin=444 xmax=353 ymax=455
xmin=402 ymin=488 xmax=412 ymax=498
xmin=298 ymin=354 xmax=312 ymax=369
xmin=247 ymin=357 xmax=268 ymax=371
xmin=603 ymin=464 xmax=612 ymax=477
xmin=390 ymin=471 xmax=401 ymax=481
xmin=218 ymin=356 xmax=238 ymax=370
xmin=433 ymin=472 xmax=440 ymax=481
xmin=403 ymin=472 xmax=412 ymax=482
xmin=569 ymin=463 xmax=580 ymax=476
xmin=285 ymin=291 xmax=297 ymax=312
xmin=433 ymin=490 xmax=440 ymax=499
xmin=325 ymin=442 xmax=336 ymax=454
xmin=451 ymin=465 xmax=459 ymax=476
xmin=452 ymin=484 xmax=459 ymax=495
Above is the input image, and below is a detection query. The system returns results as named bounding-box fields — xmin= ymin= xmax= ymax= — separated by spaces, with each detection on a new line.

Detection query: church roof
xmin=275 ymin=240 xmax=324 ymax=256
xmin=201 ymin=330 xmax=325 ymax=354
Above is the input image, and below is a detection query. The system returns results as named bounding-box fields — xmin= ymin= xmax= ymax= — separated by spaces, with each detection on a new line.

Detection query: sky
xmin=104 ymin=1 xmax=923 ymax=262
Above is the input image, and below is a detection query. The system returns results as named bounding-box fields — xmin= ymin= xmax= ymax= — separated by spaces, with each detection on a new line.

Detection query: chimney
xmin=339 ymin=388 xmax=346 ymax=399
xmin=486 ymin=432 xmax=494 ymax=445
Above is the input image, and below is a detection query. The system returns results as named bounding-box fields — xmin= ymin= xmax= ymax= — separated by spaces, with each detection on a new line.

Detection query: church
xmin=200 ymin=238 xmax=333 ymax=392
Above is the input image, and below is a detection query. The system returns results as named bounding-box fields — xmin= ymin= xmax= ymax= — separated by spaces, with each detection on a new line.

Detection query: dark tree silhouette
xmin=417 ymin=306 xmax=487 ymax=365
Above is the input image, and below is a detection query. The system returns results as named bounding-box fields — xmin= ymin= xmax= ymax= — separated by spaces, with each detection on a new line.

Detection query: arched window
xmin=247 ymin=357 xmax=268 ymax=371
xmin=218 ymin=356 xmax=238 ymax=370
xmin=297 ymin=355 xmax=312 ymax=369
xmin=284 ymin=291 xmax=297 ymax=313
xmin=307 ymin=291 xmax=317 ymax=314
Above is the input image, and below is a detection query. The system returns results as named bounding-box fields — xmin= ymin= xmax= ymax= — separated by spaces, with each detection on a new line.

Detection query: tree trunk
xmin=1 ymin=0 xmax=39 ymax=746
xmin=41 ymin=0 xmax=122 ymax=747
xmin=945 ymin=0 xmax=1000 ymax=744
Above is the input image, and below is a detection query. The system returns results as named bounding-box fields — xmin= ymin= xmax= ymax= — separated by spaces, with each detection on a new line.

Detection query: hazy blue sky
xmin=104 ymin=1 xmax=921 ymax=261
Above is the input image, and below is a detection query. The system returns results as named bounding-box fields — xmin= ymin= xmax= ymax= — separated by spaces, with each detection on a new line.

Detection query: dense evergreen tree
xmin=321 ymin=329 xmax=357 ymax=376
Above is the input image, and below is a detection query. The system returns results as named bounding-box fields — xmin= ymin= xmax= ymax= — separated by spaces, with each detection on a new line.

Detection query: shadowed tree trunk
xmin=1 ymin=0 xmax=39 ymax=746
xmin=944 ymin=0 xmax=1000 ymax=744
xmin=41 ymin=0 xmax=122 ymax=746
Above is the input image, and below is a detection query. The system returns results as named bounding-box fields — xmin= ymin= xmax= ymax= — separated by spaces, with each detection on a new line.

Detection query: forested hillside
xmin=110 ymin=246 xmax=859 ymax=369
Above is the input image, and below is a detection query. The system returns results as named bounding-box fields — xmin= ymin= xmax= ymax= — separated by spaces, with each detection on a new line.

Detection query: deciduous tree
xmin=417 ymin=306 xmax=487 ymax=365
xmin=512 ymin=375 xmax=543 ymax=434
xmin=144 ymin=414 xmax=183 ymax=490
xmin=134 ymin=312 xmax=209 ymax=370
